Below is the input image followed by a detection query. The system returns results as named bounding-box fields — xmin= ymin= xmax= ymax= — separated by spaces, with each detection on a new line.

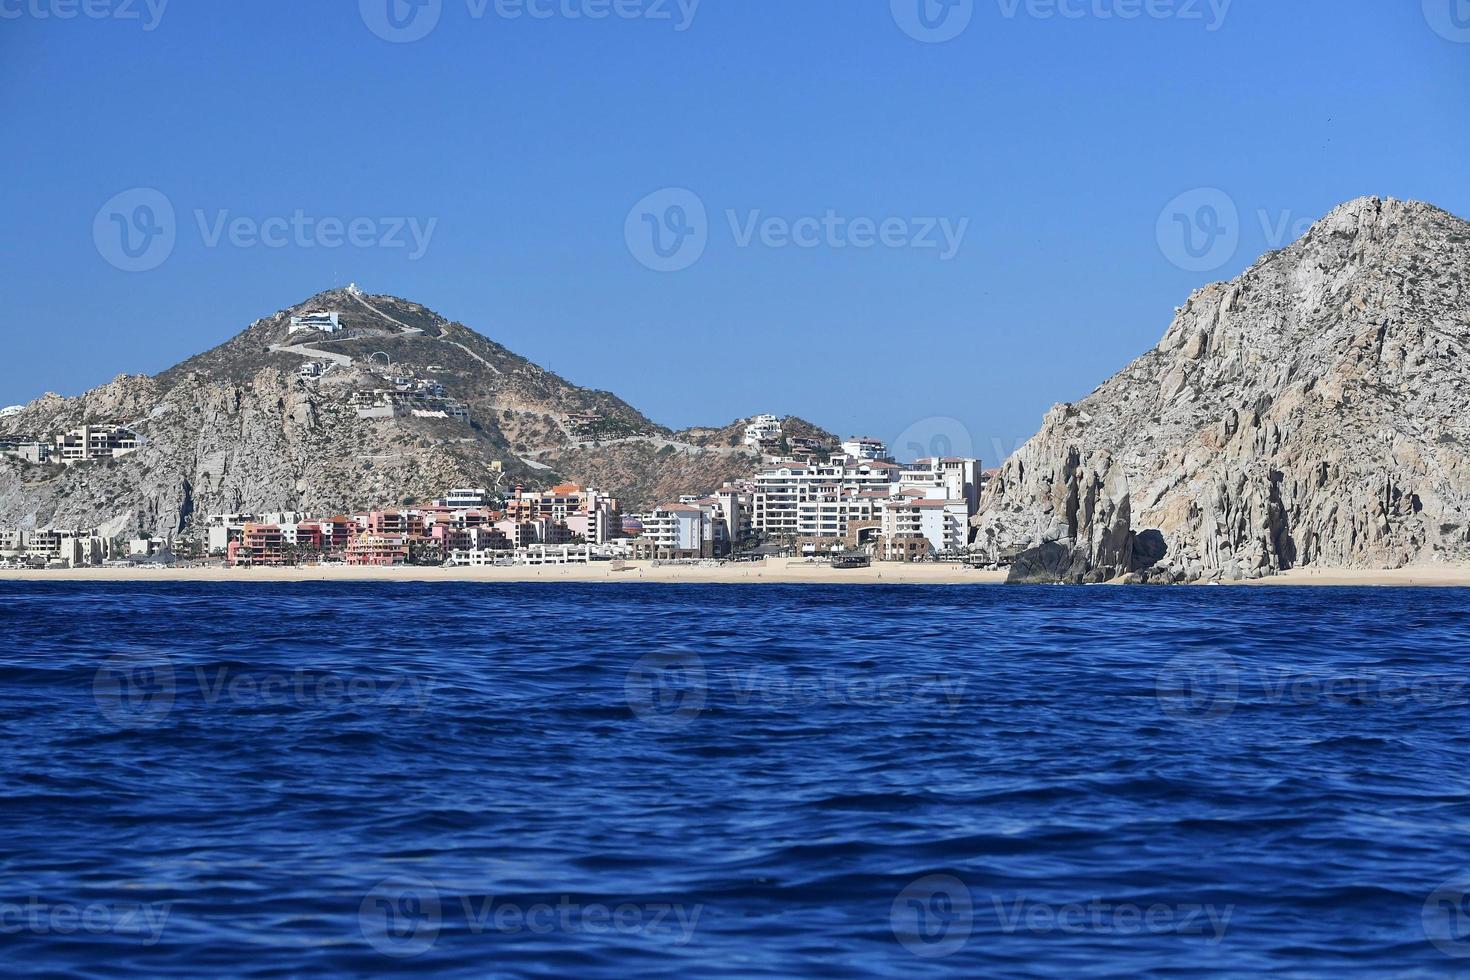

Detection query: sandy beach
xmin=0 ymin=560 xmax=1008 ymax=586
xmin=2 ymin=560 xmax=1469 ymax=586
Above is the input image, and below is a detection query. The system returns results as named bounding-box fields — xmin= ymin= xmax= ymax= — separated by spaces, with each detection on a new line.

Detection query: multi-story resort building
xmin=840 ymin=437 xmax=891 ymax=462
xmin=752 ymin=456 xmax=903 ymax=537
xmin=345 ymin=533 xmax=410 ymax=567
xmin=227 ymin=524 xmax=287 ymax=567
xmin=630 ymin=503 xmax=712 ymax=559
xmin=1 ymin=425 xmax=139 ymax=465
xmin=54 ymin=425 xmax=140 ymax=463
xmin=751 ymin=445 xmax=984 ymax=560
xmin=877 ymin=497 xmax=971 ymax=560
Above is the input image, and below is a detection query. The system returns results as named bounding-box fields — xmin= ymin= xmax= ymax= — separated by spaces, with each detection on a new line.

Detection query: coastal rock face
xmin=975 ymin=197 xmax=1470 ymax=580
xmin=0 ymin=289 xmax=822 ymax=539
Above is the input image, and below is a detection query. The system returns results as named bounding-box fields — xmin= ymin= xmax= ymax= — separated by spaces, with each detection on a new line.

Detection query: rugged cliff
xmin=0 ymin=288 xmax=822 ymax=538
xmin=975 ymin=197 xmax=1470 ymax=582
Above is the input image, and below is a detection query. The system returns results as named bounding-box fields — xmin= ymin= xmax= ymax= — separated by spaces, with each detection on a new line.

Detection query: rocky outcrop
xmin=996 ymin=448 xmax=1136 ymax=583
xmin=975 ymin=197 xmax=1470 ymax=582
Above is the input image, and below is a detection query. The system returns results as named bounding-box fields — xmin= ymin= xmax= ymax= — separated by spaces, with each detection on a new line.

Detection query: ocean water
xmin=3 ymin=582 xmax=1470 ymax=977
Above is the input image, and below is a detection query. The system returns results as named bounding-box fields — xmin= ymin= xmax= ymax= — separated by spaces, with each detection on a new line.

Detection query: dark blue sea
xmin=4 ymin=582 xmax=1470 ymax=977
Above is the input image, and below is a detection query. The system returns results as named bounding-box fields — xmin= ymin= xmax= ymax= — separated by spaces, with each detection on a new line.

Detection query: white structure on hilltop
xmin=743 ymin=414 xmax=782 ymax=446
xmin=289 ymin=311 xmax=341 ymax=334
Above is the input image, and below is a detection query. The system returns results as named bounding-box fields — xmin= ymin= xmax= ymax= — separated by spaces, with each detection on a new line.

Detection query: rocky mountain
xmin=975 ymin=196 xmax=1470 ymax=582
xmin=0 ymin=287 xmax=832 ymax=539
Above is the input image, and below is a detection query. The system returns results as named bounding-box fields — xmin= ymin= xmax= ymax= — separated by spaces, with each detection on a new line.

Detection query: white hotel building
xmin=752 ymin=445 xmax=983 ymax=559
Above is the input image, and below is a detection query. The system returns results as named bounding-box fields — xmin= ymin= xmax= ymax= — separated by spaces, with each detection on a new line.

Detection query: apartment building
xmin=632 ymin=504 xmax=710 ymax=559
xmin=796 ymin=490 xmax=889 ymax=551
xmin=898 ymin=457 xmax=984 ymax=517
xmin=840 ymin=437 xmax=891 ymax=462
xmin=345 ymin=533 xmax=409 ymax=566
xmin=503 ymin=484 xmax=622 ymax=545
xmin=752 ymin=457 xmax=902 ymax=537
xmin=0 ymin=436 xmax=53 ymax=464
xmin=54 ymin=425 xmax=139 ymax=463
xmin=228 ymin=524 xmax=287 ymax=567
xmin=878 ymin=498 xmax=971 ymax=560
xmin=442 ymin=488 xmax=489 ymax=509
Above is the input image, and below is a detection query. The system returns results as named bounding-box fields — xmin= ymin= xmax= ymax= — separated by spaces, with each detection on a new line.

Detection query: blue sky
xmin=2 ymin=0 xmax=1467 ymax=463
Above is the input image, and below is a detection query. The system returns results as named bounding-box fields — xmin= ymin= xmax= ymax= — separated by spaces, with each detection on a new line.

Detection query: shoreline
xmin=0 ymin=561 xmax=1468 ymax=587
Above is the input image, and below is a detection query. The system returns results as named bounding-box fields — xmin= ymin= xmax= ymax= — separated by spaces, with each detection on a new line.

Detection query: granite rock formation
xmin=976 ymin=197 xmax=1470 ymax=582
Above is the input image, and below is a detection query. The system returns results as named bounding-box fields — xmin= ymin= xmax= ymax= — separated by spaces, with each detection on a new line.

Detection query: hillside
xmin=0 ymin=287 xmax=831 ymax=538
xmin=974 ymin=196 xmax=1470 ymax=582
